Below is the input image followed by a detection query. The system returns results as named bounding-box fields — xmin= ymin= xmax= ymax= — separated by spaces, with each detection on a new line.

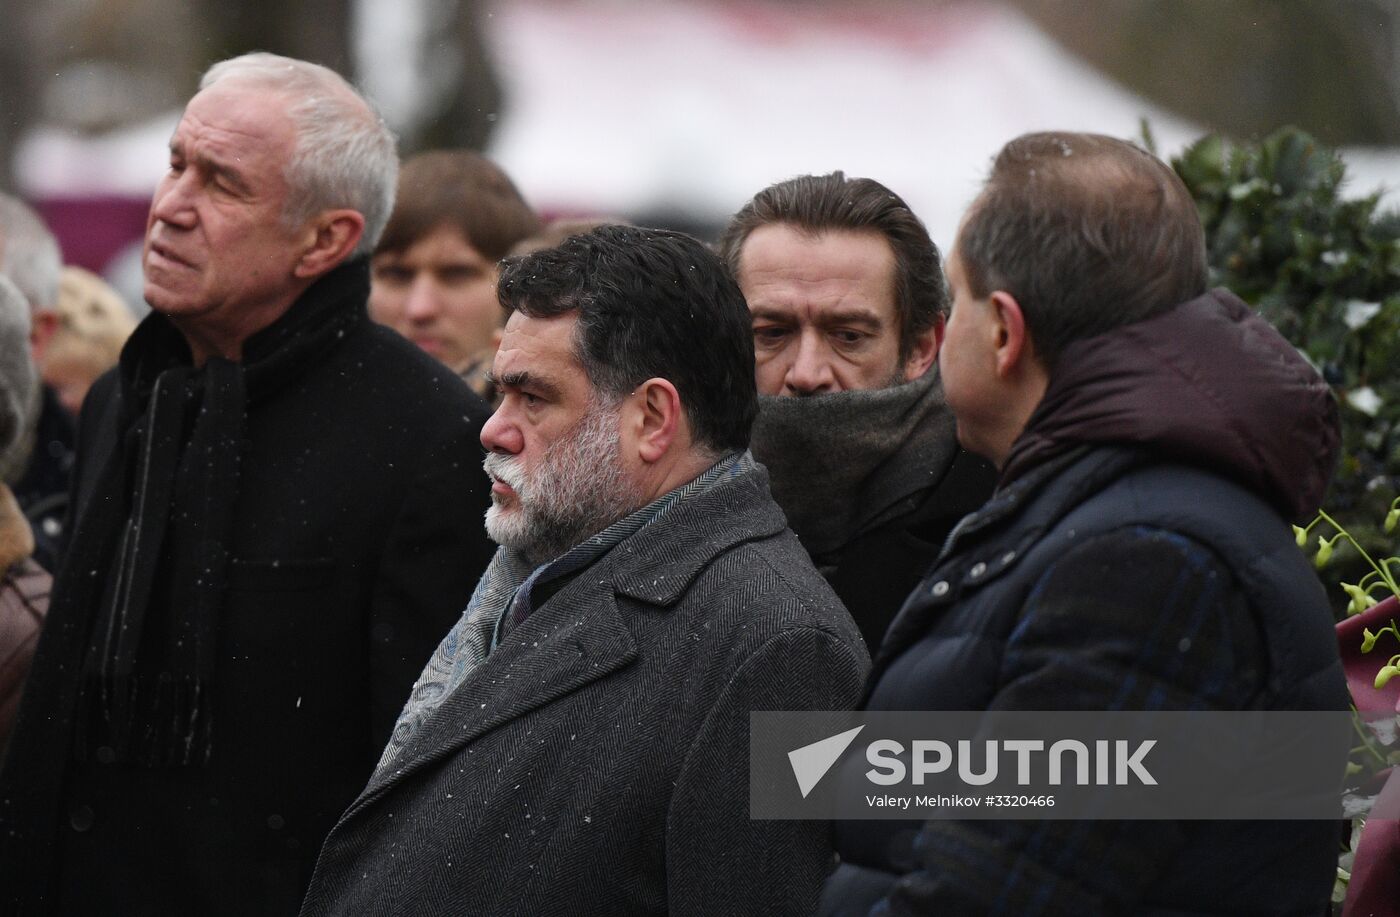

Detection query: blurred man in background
xmin=719 ymin=173 xmax=995 ymax=652
xmin=507 ymin=216 xmax=623 ymax=259
xmin=0 ymin=53 xmax=495 ymax=916
xmin=0 ymin=193 xmax=75 ymax=569
xmin=369 ymin=150 xmax=540 ymax=399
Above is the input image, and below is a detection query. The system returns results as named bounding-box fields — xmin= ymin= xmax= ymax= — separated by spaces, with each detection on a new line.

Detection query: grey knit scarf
xmin=748 ymin=368 xmax=958 ymax=558
xmin=376 ymin=450 xmax=754 ymax=773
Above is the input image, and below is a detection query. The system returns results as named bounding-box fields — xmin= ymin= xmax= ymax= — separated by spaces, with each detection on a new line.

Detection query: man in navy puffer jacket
xmin=820 ymin=131 xmax=1349 ymax=917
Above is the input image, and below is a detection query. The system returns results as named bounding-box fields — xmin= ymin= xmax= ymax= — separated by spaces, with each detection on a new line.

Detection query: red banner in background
xmin=34 ymin=195 xmax=148 ymax=276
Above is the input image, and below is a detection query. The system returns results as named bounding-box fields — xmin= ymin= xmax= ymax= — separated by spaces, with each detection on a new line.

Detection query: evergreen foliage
xmin=1171 ymin=127 xmax=1400 ymax=606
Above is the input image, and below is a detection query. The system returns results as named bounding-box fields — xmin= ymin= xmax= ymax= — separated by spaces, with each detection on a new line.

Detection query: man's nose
xmin=403 ymin=277 xmax=440 ymax=322
xmin=783 ymin=332 xmax=837 ymax=396
xmin=480 ymin=405 xmax=523 ymax=455
xmin=148 ymin=171 xmax=198 ymax=231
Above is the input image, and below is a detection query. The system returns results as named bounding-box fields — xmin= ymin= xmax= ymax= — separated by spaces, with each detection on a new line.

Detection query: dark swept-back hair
xmin=958 ymin=132 xmax=1208 ymax=371
xmin=717 ymin=171 xmax=947 ymax=362
xmin=376 ymin=150 xmax=541 ymax=261
xmin=497 ymin=225 xmax=757 ymax=454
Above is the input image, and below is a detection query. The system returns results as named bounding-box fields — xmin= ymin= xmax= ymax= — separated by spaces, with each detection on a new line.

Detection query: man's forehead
xmin=741 ymin=232 xmax=895 ymax=323
xmin=172 ymin=83 xmax=295 ymax=156
xmin=741 ymin=224 xmax=893 ymax=275
xmin=494 ymin=311 xmax=581 ymax=372
xmin=375 ymin=224 xmax=494 ymax=267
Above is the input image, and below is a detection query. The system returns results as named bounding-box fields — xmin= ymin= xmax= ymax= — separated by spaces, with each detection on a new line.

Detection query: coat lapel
xmin=346 ymin=466 xmax=789 ymax=818
xmin=350 ymin=577 xmax=637 ymax=814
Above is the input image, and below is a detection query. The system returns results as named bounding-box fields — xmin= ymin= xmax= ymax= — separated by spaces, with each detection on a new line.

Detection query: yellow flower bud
xmin=1362 ymin=627 xmax=1379 ymax=653
xmin=1375 ymin=665 xmax=1397 ymax=689
xmin=1346 ymin=584 xmax=1377 ymax=616
xmin=1315 ymin=536 xmax=1334 ymax=569
xmin=1293 ymin=525 xmax=1309 ymax=548
xmin=1386 ymin=508 xmax=1399 ymax=534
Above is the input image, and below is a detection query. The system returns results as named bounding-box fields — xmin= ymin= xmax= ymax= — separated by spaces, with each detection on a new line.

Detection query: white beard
xmin=483 ymin=400 xmax=639 ymax=565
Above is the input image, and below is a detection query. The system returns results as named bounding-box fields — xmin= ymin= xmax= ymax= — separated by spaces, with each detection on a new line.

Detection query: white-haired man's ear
xmin=294 ymin=210 xmax=366 ymax=280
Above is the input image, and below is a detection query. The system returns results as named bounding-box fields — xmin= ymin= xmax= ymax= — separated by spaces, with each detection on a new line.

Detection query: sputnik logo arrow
xmin=788 ymin=725 xmax=865 ymax=798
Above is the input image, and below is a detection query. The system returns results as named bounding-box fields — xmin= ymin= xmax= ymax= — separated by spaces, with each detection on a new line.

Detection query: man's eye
xmin=373 ymin=266 xmax=412 ymax=285
xmin=753 ymin=326 xmax=788 ymax=345
xmin=521 ymin=392 xmax=540 ymax=407
xmin=831 ymin=329 xmax=866 ymax=346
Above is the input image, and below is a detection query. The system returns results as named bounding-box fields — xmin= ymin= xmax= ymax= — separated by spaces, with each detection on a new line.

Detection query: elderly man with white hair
xmin=0 ymin=53 xmax=495 ymax=915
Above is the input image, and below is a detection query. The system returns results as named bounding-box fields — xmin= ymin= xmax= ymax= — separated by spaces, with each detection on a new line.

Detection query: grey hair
xmin=0 ymin=193 xmax=62 ymax=311
xmin=199 ymin=52 xmax=399 ymax=257
xmin=0 ymin=275 xmax=37 ymax=482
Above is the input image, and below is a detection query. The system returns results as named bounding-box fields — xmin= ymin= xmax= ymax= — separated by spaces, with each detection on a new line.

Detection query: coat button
xmin=70 ymin=805 xmax=95 ymax=832
xmin=930 ymin=581 xmax=950 ymax=597
xmin=970 ymin=562 xmax=987 ymax=578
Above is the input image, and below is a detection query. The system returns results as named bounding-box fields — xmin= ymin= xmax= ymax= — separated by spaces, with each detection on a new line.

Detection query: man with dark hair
xmin=0 ymin=54 xmax=495 ymax=915
xmin=821 ymin=132 xmax=1349 ymax=915
xmin=369 ymin=149 xmax=540 ymax=398
xmin=301 ymin=224 xmax=869 ymax=917
xmin=719 ymin=172 xmax=994 ymax=651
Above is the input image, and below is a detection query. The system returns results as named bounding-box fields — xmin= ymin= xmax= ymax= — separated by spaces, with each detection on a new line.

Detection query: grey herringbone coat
xmin=300 ymin=465 xmax=870 ymax=917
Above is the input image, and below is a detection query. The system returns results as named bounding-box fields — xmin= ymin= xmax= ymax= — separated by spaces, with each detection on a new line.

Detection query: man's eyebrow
xmin=202 ymin=154 xmax=254 ymax=195
xmin=749 ymin=307 xmax=796 ymax=323
xmin=817 ymin=307 xmax=884 ymax=329
xmin=749 ymin=306 xmax=884 ymax=329
xmin=489 ymin=370 xmax=563 ymax=399
xmin=168 ymin=140 xmax=253 ymax=195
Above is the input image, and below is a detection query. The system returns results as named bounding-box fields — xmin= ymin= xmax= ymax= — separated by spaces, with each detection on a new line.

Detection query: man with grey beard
xmin=301 ymin=224 xmax=870 ymax=917
xmin=480 ymin=393 xmax=633 ymax=564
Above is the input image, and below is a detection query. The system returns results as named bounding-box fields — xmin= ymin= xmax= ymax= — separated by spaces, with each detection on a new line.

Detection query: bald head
xmin=956 ymin=131 xmax=1208 ymax=371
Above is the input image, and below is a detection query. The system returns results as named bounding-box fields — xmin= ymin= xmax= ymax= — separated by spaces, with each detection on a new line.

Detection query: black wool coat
xmin=299 ymin=466 xmax=871 ymax=917
xmin=0 ymin=259 xmax=497 ymax=915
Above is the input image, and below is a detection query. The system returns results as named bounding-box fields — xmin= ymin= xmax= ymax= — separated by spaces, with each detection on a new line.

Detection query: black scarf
xmin=0 ymin=261 xmax=372 ymax=910
xmin=748 ymin=369 xmax=959 ymax=558
xmin=64 ymin=259 xmax=370 ymax=766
